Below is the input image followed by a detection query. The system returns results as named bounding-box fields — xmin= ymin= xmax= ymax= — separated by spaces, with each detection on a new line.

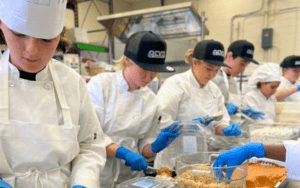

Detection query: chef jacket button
xmin=8 ymin=81 xmax=14 ymax=87
xmin=133 ymin=115 xmax=139 ymax=120
xmin=44 ymin=83 xmax=52 ymax=90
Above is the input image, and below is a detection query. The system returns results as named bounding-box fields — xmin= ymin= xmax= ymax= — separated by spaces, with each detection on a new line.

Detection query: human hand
xmin=213 ymin=143 xmax=265 ymax=181
xmin=115 ymin=146 xmax=148 ymax=172
xmin=241 ymin=109 xmax=265 ymax=120
xmin=226 ymin=103 xmax=239 ymax=115
xmin=151 ymin=120 xmax=183 ymax=153
xmin=193 ymin=115 xmax=213 ymax=127
xmin=0 ymin=178 xmax=13 ymax=188
xmin=222 ymin=123 xmax=242 ymax=136
xmin=297 ymin=85 xmax=300 ymax=91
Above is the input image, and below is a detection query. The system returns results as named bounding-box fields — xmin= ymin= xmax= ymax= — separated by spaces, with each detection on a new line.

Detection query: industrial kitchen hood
xmin=97 ymin=2 xmax=209 ymax=43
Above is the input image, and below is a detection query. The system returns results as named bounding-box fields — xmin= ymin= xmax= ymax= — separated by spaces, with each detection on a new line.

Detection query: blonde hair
xmin=185 ymin=49 xmax=194 ymax=64
xmin=185 ymin=49 xmax=204 ymax=65
xmin=113 ymin=55 xmax=126 ymax=70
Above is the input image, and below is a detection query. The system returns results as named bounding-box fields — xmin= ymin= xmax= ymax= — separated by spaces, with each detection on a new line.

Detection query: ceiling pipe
xmin=230 ymin=0 xmax=265 ymax=43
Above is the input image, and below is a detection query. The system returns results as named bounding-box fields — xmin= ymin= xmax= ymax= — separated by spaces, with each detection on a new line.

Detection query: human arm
xmin=156 ymin=79 xmax=183 ymax=129
xmin=242 ymin=90 xmax=265 ymax=118
xmin=215 ymin=123 xmax=242 ymax=136
xmin=142 ymin=120 xmax=183 ymax=157
xmin=213 ymin=143 xmax=266 ymax=180
xmin=274 ymin=86 xmax=299 ymax=101
xmin=264 ymin=145 xmax=286 ymax=161
xmin=70 ymin=78 xmax=113 ymax=188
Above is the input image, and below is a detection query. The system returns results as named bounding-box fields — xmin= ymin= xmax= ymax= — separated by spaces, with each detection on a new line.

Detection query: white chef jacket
xmin=87 ymin=71 xmax=161 ymax=188
xmin=242 ymin=88 xmax=277 ymax=124
xmin=212 ymin=69 xmax=242 ymax=124
xmin=154 ymin=69 xmax=230 ymax=169
xmin=277 ymin=76 xmax=300 ymax=102
xmin=0 ymin=50 xmax=109 ymax=188
xmin=284 ymin=140 xmax=300 ymax=181
xmin=147 ymin=76 xmax=159 ymax=94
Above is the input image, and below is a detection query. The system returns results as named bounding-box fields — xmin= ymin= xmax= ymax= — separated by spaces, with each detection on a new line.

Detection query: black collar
xmin=19 ymin=69 xmax=37 ymax=81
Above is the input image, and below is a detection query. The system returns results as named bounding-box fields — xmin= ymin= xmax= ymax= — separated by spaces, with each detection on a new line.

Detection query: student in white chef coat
xmin=211 ymin=40 xmax=265 ymax=136
xmin=147 ymin=76 xmax=159 ymax=94
xmin=274 ymin=55 xmax=300 ymax=101
xmin=87 ymin=31 xmax=183 ymax=188
xmin=0 ymin=1 xmax=108 ymax=188
xmin=243 ymin=63 xmax=281 ymax=123
xmin=214 ymin=142 xmax=300 ymax=183
xmin=154 ymin=40 xmax=244 ymax=170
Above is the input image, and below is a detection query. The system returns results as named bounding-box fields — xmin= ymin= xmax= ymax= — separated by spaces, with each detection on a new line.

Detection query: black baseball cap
xmin=228 ymin=40 xmax=259 ymax=64
xmin=280 ymin=55 xmax=300 ymax=68
xmin=192 ymin=40 xmax=231 ymax=68
xmin=124 ymin=31 xmax=175 ymax=72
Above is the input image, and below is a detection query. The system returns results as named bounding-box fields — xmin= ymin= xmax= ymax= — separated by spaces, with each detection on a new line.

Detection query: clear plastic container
xmin=249 ymin=123 xmax=300 ymax=145
xmin=167 ymin=121 xmax=208 ymax=164
xmin=116 ymin=177 xmax=176 ymax=188
xmin=176 ymin=152 xmax=248 ymax=188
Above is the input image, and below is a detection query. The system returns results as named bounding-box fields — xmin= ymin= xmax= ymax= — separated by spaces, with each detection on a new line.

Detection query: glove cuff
xmin=115 ymin=146 xmax=129 ymax=160
xmin=151 ymin=142 xmax=159 ymax=153
xmin=248 ymin=143 xmax=266 ymax=158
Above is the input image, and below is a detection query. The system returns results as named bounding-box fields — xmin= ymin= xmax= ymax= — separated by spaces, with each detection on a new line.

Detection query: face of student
xmin=284 ymin=68 xmax=300 ymax=84
xmin=225 ymin=52 xmax=250 ymax=77
xmin=0 ymin=21 xmax=60 ymax=73
xmin=260 ymin=81 xmax=281 ymax=98
xmin=125 ymin=57 xmax=157 ymax=89
xmin=192 ymin=59 xmax=220 ymax=88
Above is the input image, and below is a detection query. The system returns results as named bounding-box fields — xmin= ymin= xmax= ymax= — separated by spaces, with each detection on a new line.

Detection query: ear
xmin=226 ymin=52 xmax=233 ymax=60
xmin=191 ymin=58 xmax=198 ymax=68
xmin=124 ymin=56 xmax=132 ymax=66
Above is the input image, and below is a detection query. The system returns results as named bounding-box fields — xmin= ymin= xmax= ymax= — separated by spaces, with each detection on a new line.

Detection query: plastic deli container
xmin=176 ymin=152 xmax=248 ymax=188
xmin=116 ymin=177 xmax=176 ymax=188
xmin=249 ymin=123 xmax=300 ymax=145
xmin=167 ymin=120 xmax=208 ymax=164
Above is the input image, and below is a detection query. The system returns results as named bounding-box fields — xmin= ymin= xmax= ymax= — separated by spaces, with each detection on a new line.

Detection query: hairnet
xmin=247 ymin=63 xmax=281 ymax=87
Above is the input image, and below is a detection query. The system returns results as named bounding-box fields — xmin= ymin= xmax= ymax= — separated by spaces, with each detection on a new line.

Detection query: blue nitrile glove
xmin=297 ymin=85 xmax=300 ymax=91
xmin=241 ymin=108 xmax=265 ymax=120
xmin=0 ymin=178 xmax=13 ymax=188
xmin=226 ymin=103 xmax=239 ymax=115
xmin=193 ymin=115 xmax=213 ymax=127
xmin=115 ymin=146 xmax=148 ymax=173
xmin=213 ymin=143 xmax=265 ymax=181
xmin=151 ymin=120 xmax=183 ymax=153
xmin=222 ymin=123 xmax=242 ymax=136
xmin=72 ymin=186 xmax=86 ymax=188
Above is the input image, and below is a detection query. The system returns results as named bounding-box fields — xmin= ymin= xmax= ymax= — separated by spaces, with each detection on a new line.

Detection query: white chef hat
xmin=247 ymin=62 xmax=281 ymax=87
xmin=0 ymin=0 xmax=67 ymax=39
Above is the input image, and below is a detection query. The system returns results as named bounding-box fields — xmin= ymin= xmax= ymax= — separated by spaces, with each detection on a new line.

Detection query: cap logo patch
xmin=148 ymin=50 xmax=166 ymax=59
xmin=247 ymin=49 xmax=254 ymax=55
xmin=212 ymin=50 xmax=224 ymax=57
xmin=166 ymin=66 xmax=174 ymax=71
xmin=295 ymin=61 xmax=300 ymax=65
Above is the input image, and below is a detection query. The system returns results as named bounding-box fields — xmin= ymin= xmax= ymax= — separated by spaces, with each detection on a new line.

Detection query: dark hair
xmin=257 ymin=82 xmax=261 ymax=88
xmin=232 ymin=54 xmax=238 ymax=59
xmin=226 ymin=52 xmax=238 ymax=59
xmin=0 ymin=29 xmax=5 ymax=45
xmin=0 ymin=26 xmax=70 ymax=53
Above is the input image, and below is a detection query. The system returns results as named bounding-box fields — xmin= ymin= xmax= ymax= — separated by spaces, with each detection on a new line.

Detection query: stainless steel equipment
xmin=201 ymin=111 xmax=223 ymax=123
xmin=97 ymin=2 xmax=209 ymax=43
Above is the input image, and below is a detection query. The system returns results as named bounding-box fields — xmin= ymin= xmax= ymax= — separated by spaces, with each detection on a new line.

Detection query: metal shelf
xmin=97 ymin=2 xmax=209 ymax=43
